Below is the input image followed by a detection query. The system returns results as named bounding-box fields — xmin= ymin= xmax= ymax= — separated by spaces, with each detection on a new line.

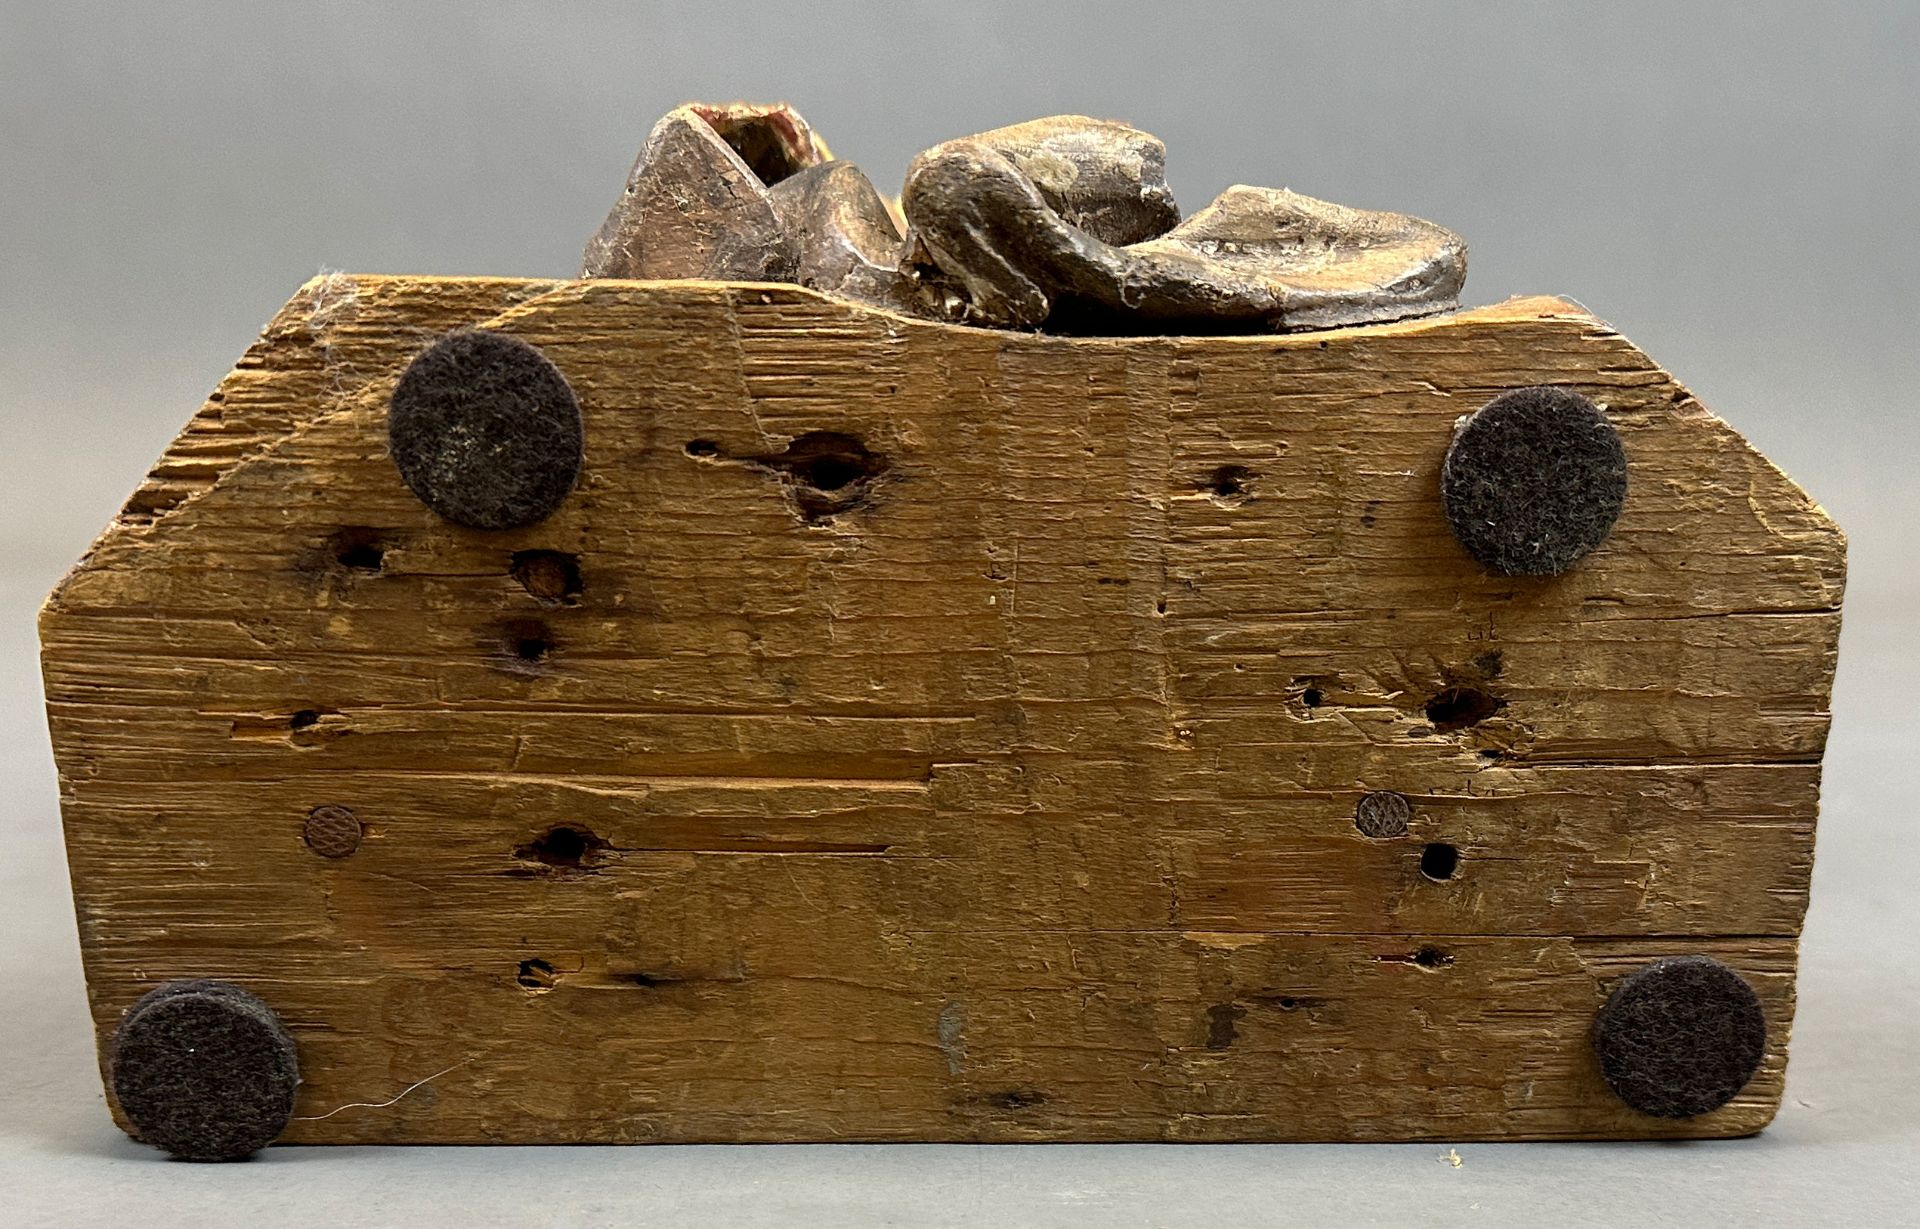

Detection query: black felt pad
xmin=388 ymin=329 xmax=583 ymax=530
xmin=110 ymin=980 xmax=300 ymax=1160
xmin=1441 ymin=386 xmax=1627 ymax=576
xmin=1592 ymin=955 xmax=1767 ymax=1119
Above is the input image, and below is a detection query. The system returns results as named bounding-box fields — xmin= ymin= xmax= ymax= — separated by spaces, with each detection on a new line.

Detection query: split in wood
xmin=584 ymin=102 xmax=1465 ymax=334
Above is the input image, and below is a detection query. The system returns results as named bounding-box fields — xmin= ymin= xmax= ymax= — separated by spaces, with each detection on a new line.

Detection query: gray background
xmin=3 ymin=2 xmax=1915 ymax=1224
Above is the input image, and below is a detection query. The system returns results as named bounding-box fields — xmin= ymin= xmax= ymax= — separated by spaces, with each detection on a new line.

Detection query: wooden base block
xmin=42 ymin=277 xmax=1843 ymax=1144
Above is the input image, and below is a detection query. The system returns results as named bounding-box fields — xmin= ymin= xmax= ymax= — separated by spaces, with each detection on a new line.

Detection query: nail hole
xmin=685 ymin=439 xmax=720 ymax=458
xmin=1302 ymin=687 xmax=1325 ymax=709
xmin=1420 ymin=842 xmax=1460 ymax=881
xmin=1425 ymin=685 xmax=1503 ymax=731
xmin=513 ymin=824 xmax=609 ymax=870
xmin=289 ymin=709 xmax=321 ymax=730
xmin=1276 ymin=996 xmax=1300 ymax=1011
xmin=1413 ymin=946 xmax=1454 ymax=969
xmin=516 ymin=958 xmax=556 ymax=990
xmin=510 ymin=550 xmax=583 ymax=606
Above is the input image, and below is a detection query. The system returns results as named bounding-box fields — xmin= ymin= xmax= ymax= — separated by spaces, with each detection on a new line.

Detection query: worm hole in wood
xmin=327 ymin=527 xmax=389 ymax=573
xmin=1201 ymin=464 xmax=1255 ymax=505
xmin=1425 ymin=685 xmax=1503 ymax=731
xmin=756 ymin=431 xmax=889 ymax=522
xmin=1420 ymin=842 xmax=1460 ymax=881
xmin=501 ymin=618 xmax=556 ymax=667
xmin=284 ymin=706 xmax=344 ymax=747
xmin=513 ymin=824 xmax=610 ymax=870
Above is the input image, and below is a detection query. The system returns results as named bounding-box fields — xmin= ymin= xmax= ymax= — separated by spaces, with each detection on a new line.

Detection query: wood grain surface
xmin=41 ymin=277 xmax=1845 ymax=1142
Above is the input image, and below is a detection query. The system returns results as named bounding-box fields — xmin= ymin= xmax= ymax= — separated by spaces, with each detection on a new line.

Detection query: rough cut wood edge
xmin=41 ymin=277 xmax=1845 ymax=1145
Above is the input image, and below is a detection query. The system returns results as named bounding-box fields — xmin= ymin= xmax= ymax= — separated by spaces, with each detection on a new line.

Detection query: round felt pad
xmin=1441 ymin=386 xmax=1627 ymax=576
xmin=110 ymin=980 xmax=300 ymax=1160
xmin=1591 ymin=955 xmax=1767 ymax=1119
xmin=388 ymin=330 xmax=583 ymax=530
